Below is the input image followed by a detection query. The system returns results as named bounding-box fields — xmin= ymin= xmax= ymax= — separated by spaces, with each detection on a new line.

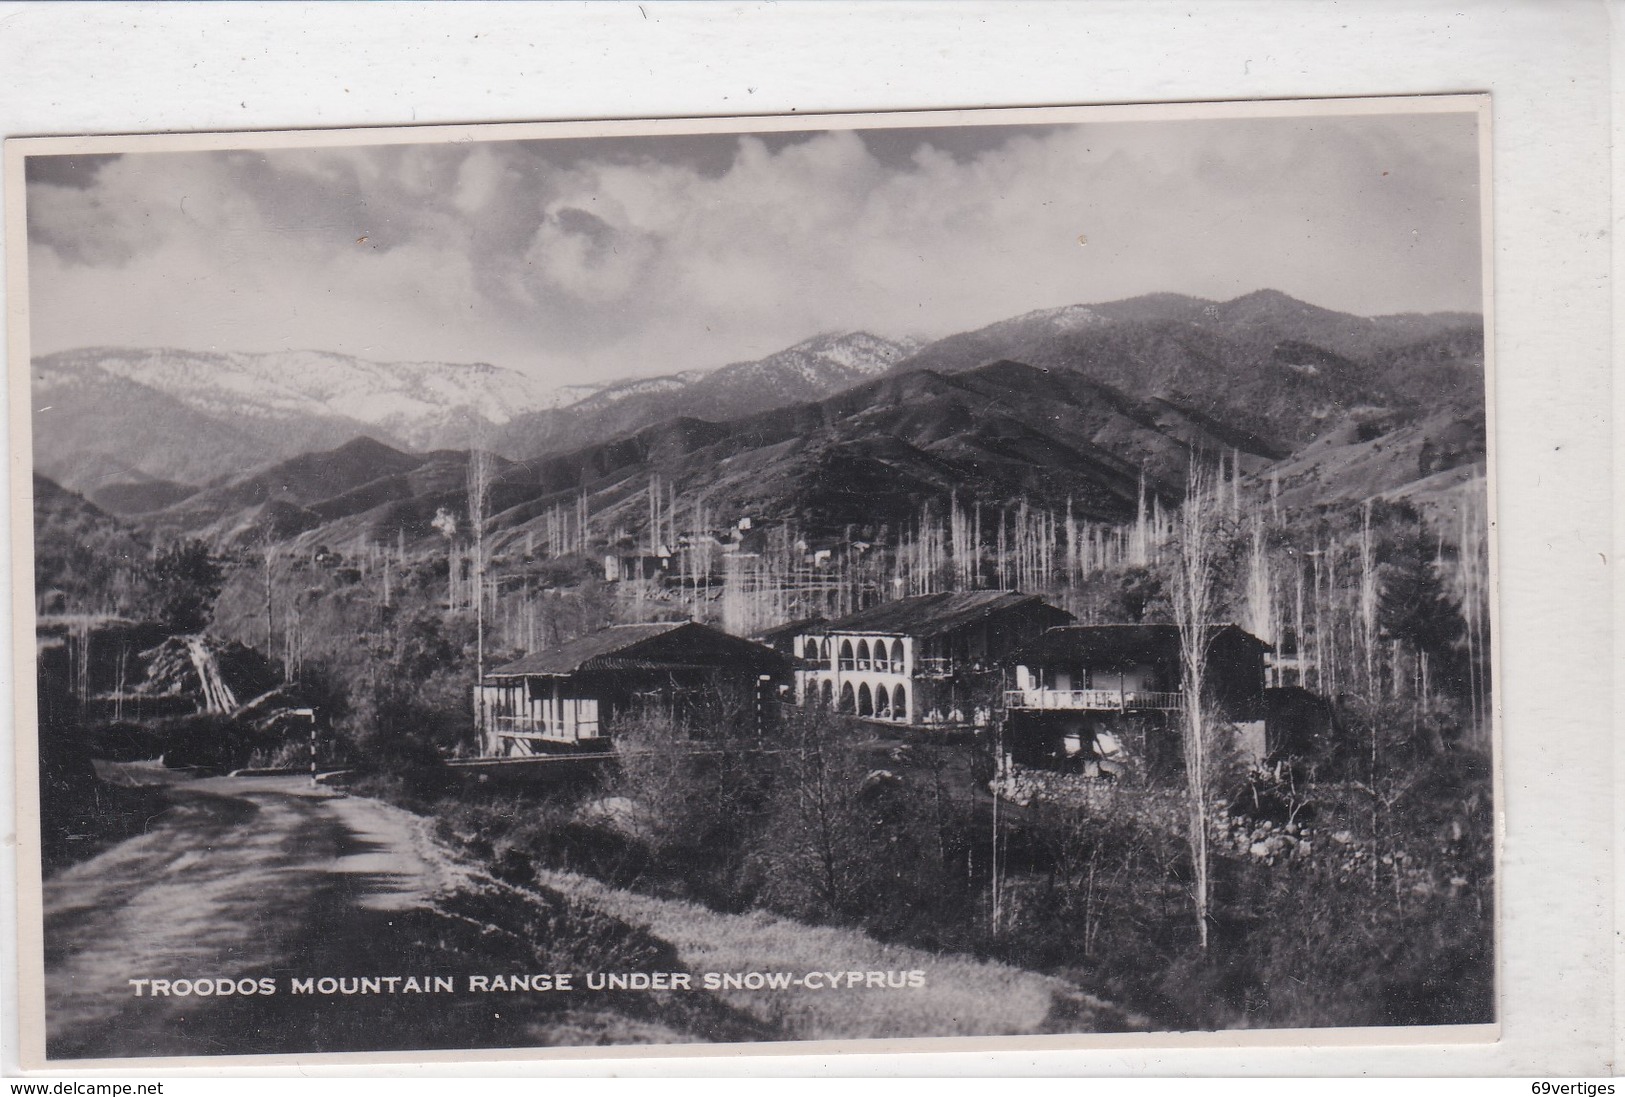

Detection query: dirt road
xmin=41 ymin=771 xmax=724 ymax=1060
xmin=41 ymin=768 xmax=1134 ymax=1060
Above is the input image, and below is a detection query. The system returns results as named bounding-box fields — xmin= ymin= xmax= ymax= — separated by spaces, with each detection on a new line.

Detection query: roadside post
xmin=756 ymin=675 xmax=772 ymax=737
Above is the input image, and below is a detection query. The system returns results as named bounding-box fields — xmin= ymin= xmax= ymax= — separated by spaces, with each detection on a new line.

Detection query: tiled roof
xmin=488 ymin=622 xmax=690 ymax=677
xmin=818 ymin=591 xmax=1067 ymax=639
xmin=753 ymin=616 xmax=827 ymax=644
xmin=1007 ymin=623 xmax=1270 ymax=665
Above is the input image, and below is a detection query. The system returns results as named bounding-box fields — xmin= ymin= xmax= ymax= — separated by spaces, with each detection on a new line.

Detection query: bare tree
xmin=261 ymin=533 xmax=276 ymax=660
xmin=1172 ymin=458 xmax=1219 ymax=950
xmin=466 ymin=432 xmax=492 ymax=681
xmin=749 ymin=712 xmax=876 ymax=921
xmin=1243 ymin=516 xmax=1274 ymax=653
xmin=1359 ymin=498 xmax=1379 ymax=697
xmin=432 ymin=506 xmax=459 ymax=612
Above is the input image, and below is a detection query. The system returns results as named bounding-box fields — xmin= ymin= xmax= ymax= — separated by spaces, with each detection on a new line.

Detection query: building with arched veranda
xmin=791 ymin=591 xmax=1072 ymax=729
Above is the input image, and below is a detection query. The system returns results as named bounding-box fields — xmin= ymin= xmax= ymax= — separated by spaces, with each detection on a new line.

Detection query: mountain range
xmin=32 ymin=333 xmax=918 ymax=500
xmin=483 ymin=331 xmax=924 ymax=460
xmin=30 ymin=290 xmax=1486 ymax=552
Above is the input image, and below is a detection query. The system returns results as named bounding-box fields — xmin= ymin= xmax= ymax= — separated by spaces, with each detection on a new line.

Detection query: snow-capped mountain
xmin=35 ymin=347 xmax=582 ymax=448
xmin=561 ymin=332 xmax=920 ymax=417
xmin=711 ymin=331 xmax=922 ymax=390
xmin=976 ymin=303 xmax=1106 ymax=342
xmin=31 ymin=292 xmax=1483 ymax=547
xmin=31 ymin=346 xmax=612 ymax=493
xmin=31 ymin=331 xmax=923 ymax=491
xmin=485 ymin=331 xmax=926 ymax=460
xmin=562 ymin=369 xmax=713 ymax=413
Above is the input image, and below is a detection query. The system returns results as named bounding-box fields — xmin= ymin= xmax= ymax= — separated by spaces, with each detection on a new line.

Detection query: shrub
xmin=151 ymin=540 xmax=224 ymax=633
xmin=347 ymin=698 xmax=1493 ymax=1033
xmin=88 ymin=712 xmax=272 ymax=771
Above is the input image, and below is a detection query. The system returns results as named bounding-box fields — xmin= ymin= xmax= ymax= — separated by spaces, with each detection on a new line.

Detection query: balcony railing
xmin=1004 ymin=688 xmax=1181 ymax=712
xmin=492 ymin=714 xmax=602 ymax=739
xmin=914 ymin=656 xmax=993 ymax=678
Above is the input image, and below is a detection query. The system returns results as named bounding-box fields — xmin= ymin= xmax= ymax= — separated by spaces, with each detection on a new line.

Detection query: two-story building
xmin=793 ymin=591 xmax=1074 ymax=728
xmin=1003 ymin=623 xmax=1270 ymax=779
xmin=475 ymin=620 xmax=791 ymax=757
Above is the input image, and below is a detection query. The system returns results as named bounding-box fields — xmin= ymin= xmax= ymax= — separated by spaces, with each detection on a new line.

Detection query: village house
xmin=792 ymin=591 xmax=1074 ymax=728
xmin=1002 ymin=623 xmax=1270 ymax=780
xmin=752 ymin=616 xmax=826 ymax=658
xmin=475 ymin=620 xmax=791 ymax=757
xmin=602 ymin=550 xmax=671 ymax=583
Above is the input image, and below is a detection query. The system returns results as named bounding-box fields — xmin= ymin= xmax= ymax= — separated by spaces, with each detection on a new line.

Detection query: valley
xmin=34 ymin=290 xmax=1484 ymax=559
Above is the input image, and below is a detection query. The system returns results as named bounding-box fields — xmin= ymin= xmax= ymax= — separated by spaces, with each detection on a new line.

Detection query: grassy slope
xmin=536 ymin=868 xmax=1149 ymax=1041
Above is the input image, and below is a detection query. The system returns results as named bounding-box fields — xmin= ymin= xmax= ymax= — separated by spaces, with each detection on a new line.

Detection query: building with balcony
xmin=475 ymin=621 xmax=791 ymax=757
xmin=752 ymin=616 xmax=827 ymax=658
xmin=1003 ymin=623 xmax=1270 ymax=778
xmin=792 ymin=591 xmax=1073 ymax=728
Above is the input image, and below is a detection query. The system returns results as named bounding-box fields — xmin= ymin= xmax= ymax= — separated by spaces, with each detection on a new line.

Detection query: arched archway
xmin=875 ymin=684 xmax=891 ymax=717
xmin=802 ymin=637 xmax=820 ymax=661
xmin=821 ymin=638 xmax=832 ymax=666
xmin=839 ymin=640 xmax=854 ymax=670
xmin=891 ymin=639 xmax=905 ymax=672
xmin=857 ymin=683 xmax=874 ymax=717
xmin=892 ymin=686 xmax=908 ymax=721
xmin=839 ymin=682 xmax=855 ymax=713
xmin=856 ymin=639 xmax=871 ymax=671
xmin=820 ymin=679 xmax=834 ymax=708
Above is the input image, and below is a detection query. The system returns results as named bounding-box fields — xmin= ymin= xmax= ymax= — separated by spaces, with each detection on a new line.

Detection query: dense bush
xmin=379 ymin=700 xmax=1493 ymax=1032
xmin=151 ymin=540 xmax=225 ymax=633
xmin=88 ymin=713 xmax=279 ymax=771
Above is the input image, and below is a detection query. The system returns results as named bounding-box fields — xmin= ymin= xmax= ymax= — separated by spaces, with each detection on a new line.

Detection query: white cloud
xmin=26 ymin=112 xmax=1482 ymax=385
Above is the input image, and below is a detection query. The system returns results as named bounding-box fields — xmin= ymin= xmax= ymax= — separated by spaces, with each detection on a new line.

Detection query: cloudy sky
xmin=25 ymin=109 xmax=1483 ymax=387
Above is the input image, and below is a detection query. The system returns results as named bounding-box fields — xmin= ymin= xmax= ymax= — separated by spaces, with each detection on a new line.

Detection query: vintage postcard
xmin=5 ymin=96 xmax=1497 ymax=1067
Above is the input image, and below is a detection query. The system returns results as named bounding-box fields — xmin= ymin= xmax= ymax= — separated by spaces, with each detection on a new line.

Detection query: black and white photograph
xmin=9 ymin=97 xmax=1496 ymax=1064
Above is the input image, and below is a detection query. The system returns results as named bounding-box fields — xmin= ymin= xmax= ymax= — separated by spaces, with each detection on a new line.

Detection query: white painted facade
xmin=793 ymin=631 xmax=915 ymax=722
xmin=476 ymin=677 xmax=603 ymax=756
xmin=1007 ymin=659 xmax=1180 ymax=712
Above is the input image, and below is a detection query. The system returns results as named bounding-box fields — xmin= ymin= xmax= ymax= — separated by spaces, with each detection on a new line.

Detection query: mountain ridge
xmin=33 ymin=331 xmax=922 ymax=494
xmin=34 ymin=289 xmax=1484 ymax=551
